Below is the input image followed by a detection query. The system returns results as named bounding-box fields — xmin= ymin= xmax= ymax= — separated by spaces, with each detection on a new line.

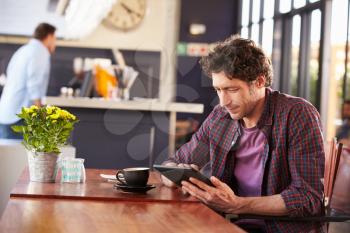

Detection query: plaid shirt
xmin=169 ymin=88 xmax=325 ymax=233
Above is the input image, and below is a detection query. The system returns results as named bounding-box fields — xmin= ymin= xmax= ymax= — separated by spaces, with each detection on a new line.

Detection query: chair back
xmin=330 ymin=149 xmax=350 ymax=214
xmin=324 ymin=138 xmax=343 ymax=207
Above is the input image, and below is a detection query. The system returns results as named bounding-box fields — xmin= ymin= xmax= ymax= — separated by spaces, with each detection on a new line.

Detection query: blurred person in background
xmin=336 ymin=100 xmax=350 ymax=147
xmin=0 ymin=22 xmax=56 ymax=139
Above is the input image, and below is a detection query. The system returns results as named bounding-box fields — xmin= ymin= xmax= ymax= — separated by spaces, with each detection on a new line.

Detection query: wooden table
xmin=10 ymin=168 xmax=197 ymax=203
xmin=0 ymin=169 xmax=245 ymax=233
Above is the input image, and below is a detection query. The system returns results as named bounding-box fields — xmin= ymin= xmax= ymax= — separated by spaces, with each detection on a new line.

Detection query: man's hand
xmin=32 ymin=99 xmax=41 ymax=107
xmin=182 ymin=176 xmax=289 ymax=216
xmin=181 ymin=176 xmax=243 ymax=214
xmin=160 ymin=162 xmax=199 ymax=188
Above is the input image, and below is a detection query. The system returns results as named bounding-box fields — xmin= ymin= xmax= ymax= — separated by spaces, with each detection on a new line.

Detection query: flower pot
xmin=27 ymin=150 xmax=59 ymax=182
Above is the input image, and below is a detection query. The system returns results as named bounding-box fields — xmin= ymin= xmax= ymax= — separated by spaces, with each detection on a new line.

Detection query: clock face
xmin=103 ymin=0 xmax=147 ymax=31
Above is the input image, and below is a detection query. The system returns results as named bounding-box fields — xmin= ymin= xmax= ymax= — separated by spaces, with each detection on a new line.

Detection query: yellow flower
xmin=46 ymin=106 xmax=57 ymax=115
xmin=59 ymin=110 xmax=68 ymax=118
xmin=58 ymin=109 xmax=76 ymax=120
xmin=23 ymin=107 xmax=30 ymax=114
xmin=52 ymin=120 xmax=57 ymax=123
xmin=50 ymin=113 xmax=59 ymax=119
xmin=30 ymin=105 xmax=38 ymax=111
xmin=32 ymin=112 xmax=37 ymax=117
xmin=26 ymin=105 xmax=38 ymax=114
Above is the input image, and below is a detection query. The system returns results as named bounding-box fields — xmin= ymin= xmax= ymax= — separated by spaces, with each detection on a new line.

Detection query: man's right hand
xmin=160 ymin=162 xmax=199 ymax=188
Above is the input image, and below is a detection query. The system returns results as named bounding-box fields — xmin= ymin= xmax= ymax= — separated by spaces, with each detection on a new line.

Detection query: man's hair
xmin=33 ymin=23 xmax=56 ymax=41
xmin=199 ymin=35 xmax=273 ymax=87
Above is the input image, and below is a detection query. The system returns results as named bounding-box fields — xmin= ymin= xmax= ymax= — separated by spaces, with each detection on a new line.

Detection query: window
xmin=239 ymin=0 xmax=275 ymax=57
xmin=241 ymin=27 xmax=249 ymax=38
xmin=263 ymin=0 xmax=274 ymax=19
xmin=280 ymin=0 xmax=291 ymax=13
xmin=252 ymin=0 xmax=261 ymax=23
xmin=251 ymin=24 xmax=260 ymax=43
xmin=291 ymin=15 xmax=301 ymax=96
xmin=262 ymin=19 xmax=274 ymax=56
xmin=309 ymin=9 xmax=321 ymax=105
xmin=328 ymin=0 xmax=350 ymax=139
xmin=241 ymin=0 xmax=250 ymax=27
xmin=294 ymin=0 xmax=306 ymax=9
xmin=238 ymin=0 xmax=330 ymax=136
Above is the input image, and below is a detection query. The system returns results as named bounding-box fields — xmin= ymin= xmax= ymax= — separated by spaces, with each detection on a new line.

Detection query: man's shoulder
xmin=11 ymin=43 xmax=37 ymax=60
xmin=208 ymin=105 xmax=230 ymax=120
xmin=270 ymin=89 xmax=318 ymax=115
xmin=20 ymin=40 xmax=48 ymax=58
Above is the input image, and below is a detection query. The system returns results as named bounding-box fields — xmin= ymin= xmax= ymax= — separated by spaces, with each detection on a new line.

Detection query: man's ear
xmin=255 ymin=75 xmax=266 ymax=88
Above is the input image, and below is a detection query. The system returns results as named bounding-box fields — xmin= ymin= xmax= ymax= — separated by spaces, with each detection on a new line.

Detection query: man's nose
xmin=219 ymin=91 xmax=230 ymax=107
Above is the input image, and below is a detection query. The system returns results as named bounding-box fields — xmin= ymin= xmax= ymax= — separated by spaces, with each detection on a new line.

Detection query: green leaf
xmin=11 ymin=125 xmax=24 ymax=133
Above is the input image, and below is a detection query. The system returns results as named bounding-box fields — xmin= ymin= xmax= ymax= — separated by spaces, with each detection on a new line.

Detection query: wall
xmin=0 ymin=0 xmax=167 ymax=51
xmin=179 ymin=0 xmax=238 ymax=43
xmin=57 ymin=0 xmax=166 ymax=51
xmin=176 ymin=0 xmax=239 ymax=123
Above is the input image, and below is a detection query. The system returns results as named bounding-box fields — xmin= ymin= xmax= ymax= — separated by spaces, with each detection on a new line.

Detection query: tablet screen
xmin=153 ymin=164 xmax=214 ymax=187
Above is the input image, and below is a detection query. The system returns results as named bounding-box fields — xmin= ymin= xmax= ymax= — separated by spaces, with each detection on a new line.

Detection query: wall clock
xmin=103 ymin=0 xmax=147 ymax=31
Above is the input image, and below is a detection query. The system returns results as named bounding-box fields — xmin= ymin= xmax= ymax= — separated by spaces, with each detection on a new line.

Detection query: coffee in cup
xmin=116 ymin=167 xmax=150 ymax=187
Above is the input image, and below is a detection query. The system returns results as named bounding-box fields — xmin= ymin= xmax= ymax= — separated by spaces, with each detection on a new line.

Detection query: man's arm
xmin=26 ymin=54 xmax=48 ymax=105
xmin=279 ymin=102 xmax=325 ymax=217
xmin=237 ymin=194 xmax=288 ymax=216
xmin=182 ymin=176 xmax=288 ymax=215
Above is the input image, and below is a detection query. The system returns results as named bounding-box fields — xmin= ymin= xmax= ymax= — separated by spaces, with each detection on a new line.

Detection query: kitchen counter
xmin=44 ymin=97 xmax=204 ymax=113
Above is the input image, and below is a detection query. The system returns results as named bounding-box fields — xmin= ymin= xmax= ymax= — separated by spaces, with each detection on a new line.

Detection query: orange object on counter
xmin=94 ymin=65 xmax=118 ymax=98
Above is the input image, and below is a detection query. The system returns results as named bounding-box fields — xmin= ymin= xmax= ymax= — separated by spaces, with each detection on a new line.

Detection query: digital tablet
xmin=153 ymin=164 xmax=214 ymax=187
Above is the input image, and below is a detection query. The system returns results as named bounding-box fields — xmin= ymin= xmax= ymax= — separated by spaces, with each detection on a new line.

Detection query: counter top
xmin=44 ymin=96 xmax=204 ymax=114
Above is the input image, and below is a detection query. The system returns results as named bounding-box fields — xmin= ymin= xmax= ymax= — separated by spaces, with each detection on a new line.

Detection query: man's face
xmin=212 ymin=71 xmax=262 ymax=120
xmin=46 ymin=33 xmax=56 ymax=54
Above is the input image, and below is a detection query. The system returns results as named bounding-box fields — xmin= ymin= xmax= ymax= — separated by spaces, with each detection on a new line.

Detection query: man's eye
xmin=227 ymin=88 xmax=238 ymax=92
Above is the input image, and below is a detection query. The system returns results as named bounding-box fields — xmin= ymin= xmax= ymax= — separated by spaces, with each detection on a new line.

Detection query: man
xmin=0 ymin=23 xmax=56 ymax=139
xmin=162 ymin=36 xmax=325 ymax=233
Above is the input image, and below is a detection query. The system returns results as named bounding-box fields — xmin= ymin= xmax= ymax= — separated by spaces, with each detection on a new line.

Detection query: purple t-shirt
xmin=234 ymin=124 xmax=265 ymax=197
xmin=233 ymin=123 xmax=266 ymax=231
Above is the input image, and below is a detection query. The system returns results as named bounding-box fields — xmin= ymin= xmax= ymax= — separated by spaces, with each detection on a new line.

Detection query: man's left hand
xmin=181 ymin=176 xmax=243 ymax=214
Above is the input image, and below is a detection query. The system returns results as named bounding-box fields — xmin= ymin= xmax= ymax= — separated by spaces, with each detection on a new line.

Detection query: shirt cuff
xmin=280 ymin=188 xmax=305 ymax=217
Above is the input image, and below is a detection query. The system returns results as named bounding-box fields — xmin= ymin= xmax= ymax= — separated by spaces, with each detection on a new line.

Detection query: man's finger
xmin=181 ymin=186 xmax=190 ymax=195
xmin=182 ymin=185 xmax=207 ymax=203
xmin=190 ymin=164 xmax=199 ymax=171
xmin=164 ymin=162 xmax=177 ymax=167
xmin=181 ymin=180 xmax=208 ymax=198
xmin=189 ymin=177 xmax=214 ymax=192
xmin=210 ymin=176 xmax=232 ymax=192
